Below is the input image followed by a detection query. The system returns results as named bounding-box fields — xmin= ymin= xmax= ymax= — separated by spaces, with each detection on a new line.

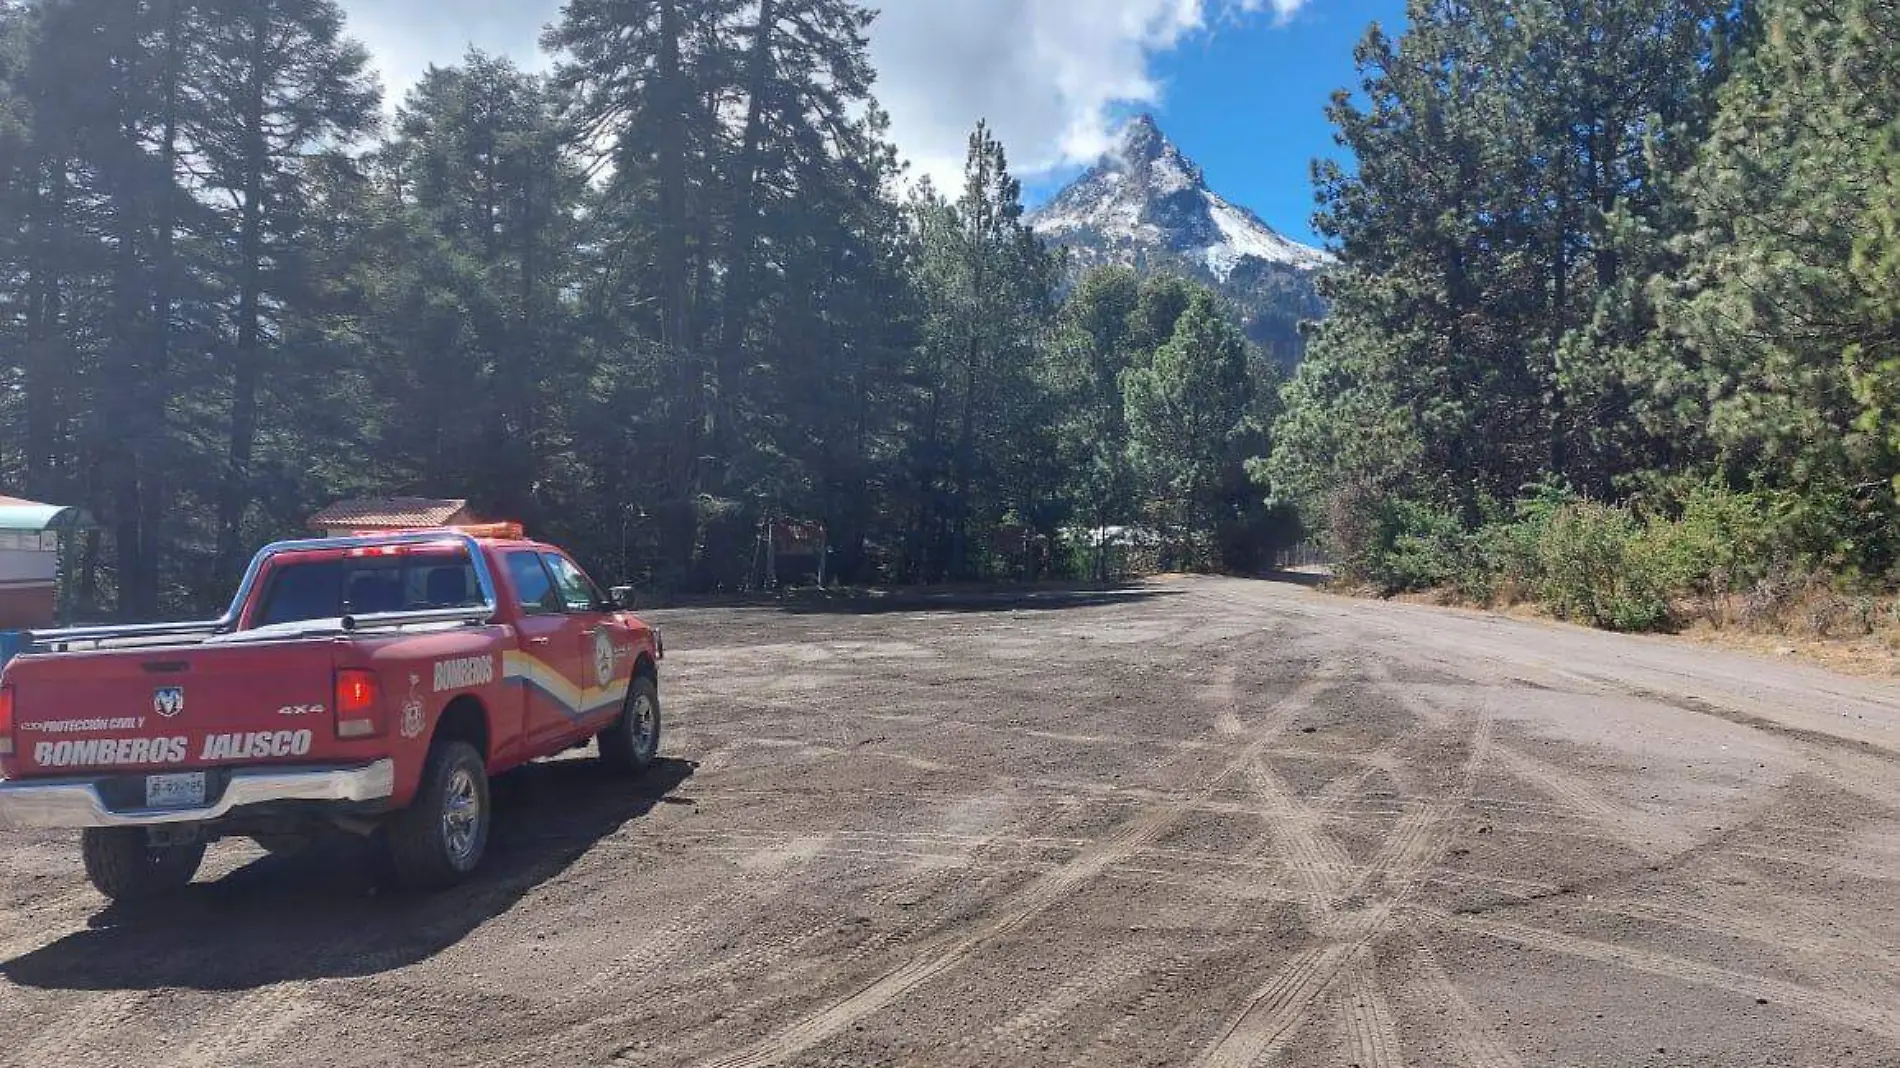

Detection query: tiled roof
xmin=309 ymin=497 xmax=470 ymax=530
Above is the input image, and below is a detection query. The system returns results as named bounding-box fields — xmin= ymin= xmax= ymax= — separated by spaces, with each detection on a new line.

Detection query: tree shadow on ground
xmin=1253 ymin=569 xmax=1332 ymax=589
xmin=766 ymin=585 xmax=1182 ymax=616
xmin=0 ymin=756 xmax=695 ymax=992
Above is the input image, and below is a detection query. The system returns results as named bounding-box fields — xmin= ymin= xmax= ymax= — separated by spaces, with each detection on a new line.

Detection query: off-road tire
xmin=600 ymin=674 xmax=661 ymax=773
xmin=81 ymin=827 xmax=206 ymax=903
xmin=385 ymin=740 xmax=490 ymax=892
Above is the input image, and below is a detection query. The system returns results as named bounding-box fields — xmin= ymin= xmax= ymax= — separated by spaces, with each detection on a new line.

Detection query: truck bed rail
xmin=23 ymin=530 xmax=502 ymax=654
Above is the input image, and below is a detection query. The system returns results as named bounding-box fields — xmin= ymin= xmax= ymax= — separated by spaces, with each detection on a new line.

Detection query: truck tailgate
xmin=8 ymin=641 xmax=335 ymax=775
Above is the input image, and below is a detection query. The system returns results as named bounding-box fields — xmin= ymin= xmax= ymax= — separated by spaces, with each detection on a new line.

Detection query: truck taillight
xmin=0 ymin=684 xmax=13 ymax=757
xmin=335 ymin=670 xmax=383 ymax=739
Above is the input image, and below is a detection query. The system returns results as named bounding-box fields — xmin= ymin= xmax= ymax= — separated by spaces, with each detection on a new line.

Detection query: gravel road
xmin=1 ymin=576 xmax=1896 ymax=1067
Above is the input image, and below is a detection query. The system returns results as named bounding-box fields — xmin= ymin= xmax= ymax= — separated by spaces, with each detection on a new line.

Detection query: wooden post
xmin=766 ymin=516 xmax=778 ymax=589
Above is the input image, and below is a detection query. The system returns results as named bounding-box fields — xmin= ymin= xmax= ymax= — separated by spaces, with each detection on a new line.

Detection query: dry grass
xmin=1339 ymin=574 xmax=1900 ymax=679
xmin=1675 ymin=620 xmax=1900 ymax=678
xmin=1673 ymin=576 xmax=1900 ymax=678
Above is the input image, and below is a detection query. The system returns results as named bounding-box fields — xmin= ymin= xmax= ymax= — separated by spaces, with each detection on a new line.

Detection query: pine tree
xmin=907 ymin=122 xmax=1061 ymax=581
xmin=1653 ymin=0 xmax=1900 ymax=570
xmin=1269 ymin=0 xmax=1732 ymax=535
xmin=1048 ymin=266 xmax=1141 ymax=580
xmin=548 ymin=0 xmax=891 ymax=587
xmin=189 ymin=0 xmax=377 ymax=579
xmin=367 ymin=53 xmax=583 ymax=526
xmin=753 ymin=105 xmax=918 ymax=585
xmin=1124 ymin=290 xmax=1252 ymax=569
xmin=710 ymin=0 xmax=875 ymax=453
xmin=545 ymin=0 xmax=733 ymax=583
xmin=0 ymin=0 xmax=214 ymax=614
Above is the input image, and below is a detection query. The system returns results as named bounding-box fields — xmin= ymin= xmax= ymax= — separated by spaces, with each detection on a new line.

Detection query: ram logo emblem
xmin=153 ymin=686 xmax=185 ymax=718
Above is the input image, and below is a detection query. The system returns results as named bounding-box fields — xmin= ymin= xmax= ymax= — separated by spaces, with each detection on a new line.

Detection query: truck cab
xmin=0 ymin=527 xmax=664 ymax=900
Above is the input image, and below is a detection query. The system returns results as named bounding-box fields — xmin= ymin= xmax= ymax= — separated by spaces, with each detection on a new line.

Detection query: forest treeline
xmin=0 ymin=0 xmax=1285 ymax=616
xmin=1268 ymin=0 xmax=1900 ymax=632
xmin=4 ymin=0 xmax=1897 ymax=629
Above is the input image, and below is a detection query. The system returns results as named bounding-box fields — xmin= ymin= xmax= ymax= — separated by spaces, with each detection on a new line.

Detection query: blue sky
xmin=1029 ymin=0 xmax=1409 ymax=242
xmin=336 ymin=0 xmax=1409 ymax=246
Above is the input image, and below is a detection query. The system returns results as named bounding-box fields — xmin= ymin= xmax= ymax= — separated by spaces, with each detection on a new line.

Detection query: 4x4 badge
xmin=153 ymin=686 xmax=185 ymax=718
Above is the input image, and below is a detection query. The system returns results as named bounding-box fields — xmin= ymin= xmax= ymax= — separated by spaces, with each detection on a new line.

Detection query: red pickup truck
xmin=0 ymin=527 xmax=664 ymax=901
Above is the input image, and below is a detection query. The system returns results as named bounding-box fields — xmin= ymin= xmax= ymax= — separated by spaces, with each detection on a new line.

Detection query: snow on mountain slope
xmin=1204 ymin=193 xmax=1328 ymax=277
xmin=1027 ymin=114 xmax=1329 ymax=282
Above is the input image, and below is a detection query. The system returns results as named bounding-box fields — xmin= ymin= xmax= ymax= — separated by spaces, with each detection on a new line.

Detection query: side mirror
xmin=610 ymin=585 xmax=637 ymax=610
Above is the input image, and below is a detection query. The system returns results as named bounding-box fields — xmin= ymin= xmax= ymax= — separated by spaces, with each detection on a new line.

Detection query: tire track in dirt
xmin=1331 ymin=800 xmax=1442 ymax=923
xmin=1063 ymin=821 xmax=1312 ymax=1068
xmin=946 ymin=946 xmax=1153 ymax=1066
xmin=696 ymin=810 xmax=1182 ymax=1068
xmin=1559 ymin=886 xmax=1900 ymax=1006
xmin=1489 ymin=747 xmax=1683 ymax=855
xmin=1400 ymin=945 xmax=1524 ymax=1068
xmin=561 ymin=868 xmax=794 ymax=1011
xmin=1199 ymin=944 xmax=1357 ymax=1068
xmin=629 ymin=814 xmax=1074 ymax=1033
xmin=1419 ymin=906 xmax=1900 ymax=1042
xmin=1210 ymin=661 xmax=1246 ymax=737
xmin=6 ymin=990 xmax=150 ymax=1066
xmin=1193 ymin=682 xmax=1497 ymax=1067
xmin=574 ymin=795 xmax=1083 ymax=1061
xmin=156 ymin=986 xmax=317 ymax=1068
xmin=1064 ymin=952 xmax=1212 ymax=1068
xmin=1329 ymin=600 xmax=1900 ymax=817
xmin=1339 ymin=947 xmax=1405 ymax=1068
xmin=548 ymin=839 xmax=883 ymax=1058
xmin=691 ymin=670 xmax=1342 ymax=1068
xmin=1244 ymin=756 xmax=1352 ymax=926
xmin=1363 ymin=659 xmax=1454 ymax=731
xmin=1618 ymin=882 xmax=1894 ymax=967
xmin=1230 ymin=657 xmax=1461 ymax=931
xmin=1108 ymin=864 xmax=1311 ymax=906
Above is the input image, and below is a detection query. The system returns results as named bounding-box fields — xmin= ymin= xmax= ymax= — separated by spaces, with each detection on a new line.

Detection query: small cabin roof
xmin=309 ymin=497 xmax=471 ymax=530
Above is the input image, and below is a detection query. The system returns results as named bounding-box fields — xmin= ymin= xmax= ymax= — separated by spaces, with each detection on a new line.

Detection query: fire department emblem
xmin=593 ymin=630 xmax=615 ymax=689
xmin=400 ymin=674 xmax=426 ymax=739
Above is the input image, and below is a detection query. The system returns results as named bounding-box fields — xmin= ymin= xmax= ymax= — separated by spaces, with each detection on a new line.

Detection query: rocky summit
xmin=1027 ymin=115 xmax=1328 ymax=365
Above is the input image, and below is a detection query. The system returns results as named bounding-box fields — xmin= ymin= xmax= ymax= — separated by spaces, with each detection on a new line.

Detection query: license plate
xmin=145 ymin=772 xmax=207 ymax=809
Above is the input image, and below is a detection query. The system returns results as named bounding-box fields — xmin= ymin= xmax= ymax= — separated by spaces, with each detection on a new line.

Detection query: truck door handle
xmin=529 ymin=637 xmax=552 ymax=646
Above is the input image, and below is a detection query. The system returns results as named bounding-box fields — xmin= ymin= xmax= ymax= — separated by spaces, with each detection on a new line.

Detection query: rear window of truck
xmin=254 ymin=554 xmax=485 ymax=627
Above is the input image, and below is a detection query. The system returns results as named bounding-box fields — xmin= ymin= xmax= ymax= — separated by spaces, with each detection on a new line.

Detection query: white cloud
xmin=870 ymin=0 xmax=1300 ymax=190
xmin=337 ymin=0 xmax=1302 ymax=186
xmin=337 ymin=0 xmax=561 ymax=107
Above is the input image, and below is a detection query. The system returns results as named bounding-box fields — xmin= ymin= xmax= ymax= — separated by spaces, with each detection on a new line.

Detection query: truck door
xmin=539 ymin=551 xmax=627 ymax=737
xmin=499 ymin=550 xmax=579 ymax=750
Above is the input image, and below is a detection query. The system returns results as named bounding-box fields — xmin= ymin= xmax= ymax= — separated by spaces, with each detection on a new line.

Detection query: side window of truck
xmin=542 ymin=554 xmax=602 ymax=613
xmin=504 ymin=552 xmax=563 ymax=616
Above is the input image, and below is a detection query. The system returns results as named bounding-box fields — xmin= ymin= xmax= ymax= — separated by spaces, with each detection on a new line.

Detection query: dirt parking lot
xmin=0 ymin=576 xmax=1897 ymax=1067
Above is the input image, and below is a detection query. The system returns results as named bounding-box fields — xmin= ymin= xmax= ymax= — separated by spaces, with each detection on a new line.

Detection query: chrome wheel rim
xmin=441 ymin=767 xmax=482 ymax=866
xmin=629 ymin=692 xmax=657 ymax=759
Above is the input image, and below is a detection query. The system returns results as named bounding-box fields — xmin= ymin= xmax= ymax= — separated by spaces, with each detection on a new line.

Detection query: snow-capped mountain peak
xmin=1028 ymin=114 xmax=1329 ymax=281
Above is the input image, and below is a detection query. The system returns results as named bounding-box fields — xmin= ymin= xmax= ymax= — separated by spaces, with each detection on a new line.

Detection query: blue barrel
xmin=0 ymin=630 xmax=24 ymax=668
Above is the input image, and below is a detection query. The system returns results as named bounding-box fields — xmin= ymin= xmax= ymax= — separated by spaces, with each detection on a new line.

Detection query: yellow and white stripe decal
xmin=500 ymin=650 xmax=628 ymax=722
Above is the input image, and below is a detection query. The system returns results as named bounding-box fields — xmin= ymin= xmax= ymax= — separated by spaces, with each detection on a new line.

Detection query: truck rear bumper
xmin=0 ymin=760 xmax=396 ymax=829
